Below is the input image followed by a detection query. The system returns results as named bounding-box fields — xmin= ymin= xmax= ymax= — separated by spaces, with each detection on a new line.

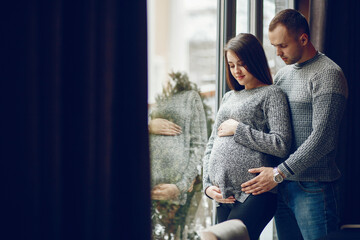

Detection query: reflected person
xmin=202 ymin=33 xmax=292 ymax=240
xmin=149 ymin=73 xmax=208 ymax=205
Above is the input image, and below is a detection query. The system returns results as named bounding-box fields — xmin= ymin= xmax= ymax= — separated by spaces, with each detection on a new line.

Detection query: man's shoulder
xmin=300 ymin=54 xmax=348 ymax=98
xmin=316 ymin=53 xmax=344 ymax=74
xmin=314 ymin=54 xmax=347 ymax=80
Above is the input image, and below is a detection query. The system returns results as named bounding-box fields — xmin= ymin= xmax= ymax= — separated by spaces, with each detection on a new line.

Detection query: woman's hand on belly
xmin=218 ymin=119 xmax=239 ymax=137
xmin=205 ymin=186 xmax=236 ymax=203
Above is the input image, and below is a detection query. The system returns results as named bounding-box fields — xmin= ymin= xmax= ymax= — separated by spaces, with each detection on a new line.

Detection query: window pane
xmin=236 ymin=0 xmax=249 ymax=34
xmin=147 ymin=0 xmax=217 ymax=239
xmin=263 ymin=0 xmax=292 ymax=76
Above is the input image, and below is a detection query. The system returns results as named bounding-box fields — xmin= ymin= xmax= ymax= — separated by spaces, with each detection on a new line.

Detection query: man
xmin=240 ymin=9 xmax=348 ymax=240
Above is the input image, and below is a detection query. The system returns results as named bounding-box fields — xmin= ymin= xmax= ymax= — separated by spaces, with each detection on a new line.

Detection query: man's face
xmin=268 ymin=24 xmax=304 ymax=65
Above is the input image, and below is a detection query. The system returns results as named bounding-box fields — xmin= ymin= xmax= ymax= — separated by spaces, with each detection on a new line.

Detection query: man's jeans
xmin=275 ymin=181 xmax=340 ymax=240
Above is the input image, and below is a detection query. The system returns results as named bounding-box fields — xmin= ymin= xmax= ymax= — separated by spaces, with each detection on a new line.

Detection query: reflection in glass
xmin=150 ymin=72 xmax=208 ymax=204
xmin=147 ymin=0 xmax=217 ymax=239
xmin=150 ymin=72 xmax=210 ymax=239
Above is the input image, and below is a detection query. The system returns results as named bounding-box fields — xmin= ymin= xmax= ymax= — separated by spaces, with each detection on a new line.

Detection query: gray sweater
xmin=150 ymin=90 xmax=207 ymax=205
xmin=274 ymin=52 xmax=348 ymax=181
xmin=202 ymin=85 xmax=292 ymax=202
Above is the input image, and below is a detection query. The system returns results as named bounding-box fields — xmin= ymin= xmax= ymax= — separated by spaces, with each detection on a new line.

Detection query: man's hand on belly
xmin=241 ymin=167 xmax=277 ymax=195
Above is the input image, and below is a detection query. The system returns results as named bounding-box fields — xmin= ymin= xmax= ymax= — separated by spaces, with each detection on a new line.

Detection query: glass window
xmin=236 ymin=0 xmax=249 ymax=34
xmin=147 ymin=1 xmax=294 ymax=239
xmin=263 ymin=0 xmax=293 ymax=76
xmin=147 ymin=0 xmax=217 ymax=239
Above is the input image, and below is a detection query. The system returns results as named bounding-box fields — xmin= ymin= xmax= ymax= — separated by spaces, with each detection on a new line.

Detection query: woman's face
xmin=226 ymin=50 xmax=259 ymax=89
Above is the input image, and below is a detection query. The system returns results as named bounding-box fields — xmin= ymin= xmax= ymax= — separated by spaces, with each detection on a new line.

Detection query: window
xmin=147 ymin=0 xmax=217 ymax=239
xmin=147 ymin=1 xmax=294 ymax=239
xmin=236 ymin=0 xmax=249 ymax=34
xmin=263 ymin=0 xmax=294 ymax=76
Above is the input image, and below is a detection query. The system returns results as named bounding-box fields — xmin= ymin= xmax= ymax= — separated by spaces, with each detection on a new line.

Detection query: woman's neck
xmin=244 ymin=82 xmax=268 ymax=90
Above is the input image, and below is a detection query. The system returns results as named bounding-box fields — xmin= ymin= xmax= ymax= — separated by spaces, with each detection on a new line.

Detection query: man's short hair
xmin=269 ymin=9 xmax=310 ymax=40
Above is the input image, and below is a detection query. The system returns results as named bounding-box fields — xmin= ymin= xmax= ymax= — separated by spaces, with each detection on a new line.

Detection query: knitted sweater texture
xmin=274 ymin=52 xmax=348 ymax=181
xmin=150 ymin=90 xmax=207 ymax=205
xmin=202 ymin=85 xmax=292 ymax=202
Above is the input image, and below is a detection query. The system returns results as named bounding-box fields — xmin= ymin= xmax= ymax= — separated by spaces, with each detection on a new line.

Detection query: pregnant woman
xmin=202 ymin=33 xmax=292 ymax=240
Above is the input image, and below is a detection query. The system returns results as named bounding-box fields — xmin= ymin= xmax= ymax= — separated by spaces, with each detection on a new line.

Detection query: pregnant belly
xmin=208 ymin=136 xmax=265 ymax=187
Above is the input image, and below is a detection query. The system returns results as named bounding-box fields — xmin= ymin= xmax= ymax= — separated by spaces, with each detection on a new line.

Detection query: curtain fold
xmin=2 ymin=1 xmax=150 ymax=239
xmin=308 ymin=0 xmax=360 ymax=226
xmin=309 ymin=0 xmax=328 ymax=52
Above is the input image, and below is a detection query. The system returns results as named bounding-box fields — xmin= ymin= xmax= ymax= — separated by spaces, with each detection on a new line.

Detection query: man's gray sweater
xmin=203 ymin=85 xmax=292 ymax=202
xmin=274 ymin=52 xmax=348 ymax=181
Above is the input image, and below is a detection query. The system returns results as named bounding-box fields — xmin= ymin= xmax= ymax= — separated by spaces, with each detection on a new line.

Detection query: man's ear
xmin=299 ymin=33 xmax=309 ymax=46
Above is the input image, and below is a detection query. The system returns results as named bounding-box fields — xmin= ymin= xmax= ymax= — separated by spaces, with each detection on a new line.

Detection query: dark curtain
xmin=2 ymin=1 xmax=150 ymax=239
xmin=308 ymin=0 xmax=360 ymax=225
xmin=308 ymin=0 xmax=328 ymax=52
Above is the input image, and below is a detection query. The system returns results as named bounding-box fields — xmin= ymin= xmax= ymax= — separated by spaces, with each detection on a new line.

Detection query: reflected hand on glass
xmin=149 ymin=118 xmax=182 ymax=136
xmin=218 ymin=119 xmax=239 ymax=137
xmin=151 ymin=183 xmax=180 ymax=200
xmin=205 ymin=186 xmax=235 ymax=203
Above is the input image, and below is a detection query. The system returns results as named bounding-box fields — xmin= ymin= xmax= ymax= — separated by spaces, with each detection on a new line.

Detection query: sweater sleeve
xmin=233 ymin=88 xmax=292 ymax=158
xmin=175 ymin=91 xmax=208 ymax=193
xmin=278 ymin=70 xmax=348 ymax=178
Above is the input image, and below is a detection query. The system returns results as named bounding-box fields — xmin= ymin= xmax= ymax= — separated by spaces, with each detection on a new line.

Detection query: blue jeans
xmin=275 ymin=181 xmax=340 ymax=240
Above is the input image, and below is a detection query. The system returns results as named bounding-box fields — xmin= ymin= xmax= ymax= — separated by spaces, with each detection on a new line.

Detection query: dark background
xmin=1 ymin=1 xmax=149 ymax=239
xmin=318 ymin=0 xmax=360 ymax=227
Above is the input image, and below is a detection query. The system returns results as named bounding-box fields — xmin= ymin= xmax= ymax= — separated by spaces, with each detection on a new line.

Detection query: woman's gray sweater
xmin=202 ymin=85 xmax=292 ymax=202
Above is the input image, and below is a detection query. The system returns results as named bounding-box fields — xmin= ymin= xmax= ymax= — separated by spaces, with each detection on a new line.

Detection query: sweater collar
xmin=293 ymin=51 xmax=322 ymax=69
